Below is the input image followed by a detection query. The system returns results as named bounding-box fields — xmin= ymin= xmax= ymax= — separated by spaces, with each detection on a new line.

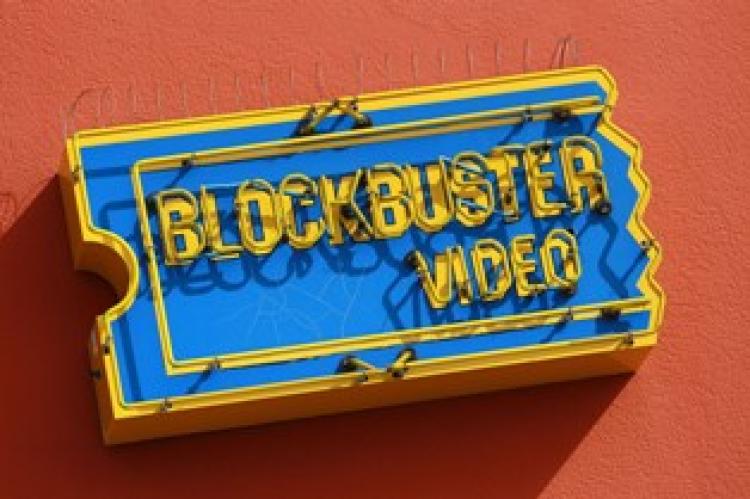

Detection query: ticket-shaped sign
xmin=61 ymin=67 xmax=664 ymax=444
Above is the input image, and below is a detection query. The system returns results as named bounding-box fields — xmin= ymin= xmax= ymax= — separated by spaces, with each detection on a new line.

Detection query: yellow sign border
xmin=59 ymin=66 xmax=664 ymax=444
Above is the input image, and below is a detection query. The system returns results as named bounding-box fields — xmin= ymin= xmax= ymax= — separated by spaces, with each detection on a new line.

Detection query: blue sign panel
xmin=61 ymin=67 xmax=664 ymax=443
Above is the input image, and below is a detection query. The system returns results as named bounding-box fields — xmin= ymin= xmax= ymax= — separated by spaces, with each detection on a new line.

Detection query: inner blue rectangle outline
xmin=136 ymin=121 xmax=646 ymax=362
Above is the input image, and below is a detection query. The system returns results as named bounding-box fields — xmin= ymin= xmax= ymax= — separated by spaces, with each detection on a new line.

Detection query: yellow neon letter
xmin=319 ymin=170 xmax=373 ymax=245
xmin=540 ymin=229 xmax=582 ymax=292
xmin=155 ymin=189 xmax=206 ymax=266
xmin=524 ymin=141 xmax=566 ymax=218
xmin=450 ymin=151 xmax=495 ymax=227
xmin=510 ymin=234 xmax=546 ymax=297
xmin=367 ymin=163 xmax=414 ymax=239
xmin=471 ymin=239 xmax=512 ymax=301
xmin=236 ymin=180 xmax=282 ymax=255
xmin=279 ymin=174 xmax=324 ymax=250
xmin=561 ymin=136 xmax=610 ymax=214
xmin=486 ymin=145 xmax=523 ymax=222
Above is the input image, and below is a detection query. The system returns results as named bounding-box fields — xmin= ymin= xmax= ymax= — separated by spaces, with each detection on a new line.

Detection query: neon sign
xmin=61 ymin=67 xmax=664 ymax=443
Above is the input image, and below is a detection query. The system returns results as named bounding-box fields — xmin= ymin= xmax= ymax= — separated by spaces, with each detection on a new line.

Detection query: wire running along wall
xmin=60 ymin=36 xmax=580 ymax=138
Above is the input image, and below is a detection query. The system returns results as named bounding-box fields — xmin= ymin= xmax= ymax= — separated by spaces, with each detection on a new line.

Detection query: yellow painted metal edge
xmin=597 ymin=100 xmax=665 ymax=333
xmin=59 ymin=66 xmax=664 ymax=444
xmin=101 ymin=338 xmax=653 ymax=444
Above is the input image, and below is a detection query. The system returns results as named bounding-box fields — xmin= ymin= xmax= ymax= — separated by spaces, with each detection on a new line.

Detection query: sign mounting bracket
xmin=294 ymin=97 xmax=373 ymax=137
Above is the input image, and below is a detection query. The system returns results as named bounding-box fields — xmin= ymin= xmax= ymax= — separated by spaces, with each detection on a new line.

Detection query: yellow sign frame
xmin=60 ymin=66 xmax=664 ymax=444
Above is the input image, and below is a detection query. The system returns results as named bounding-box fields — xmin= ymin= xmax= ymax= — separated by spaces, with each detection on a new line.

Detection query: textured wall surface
xmin=0 ymin=1 xmax=748 ymax=497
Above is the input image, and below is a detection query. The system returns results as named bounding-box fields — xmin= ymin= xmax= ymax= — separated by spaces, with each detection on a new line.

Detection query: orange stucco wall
xmin=0 ymin=1 xmax=748 ymax=497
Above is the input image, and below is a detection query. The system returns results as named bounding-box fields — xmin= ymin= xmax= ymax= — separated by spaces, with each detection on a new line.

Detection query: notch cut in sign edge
xmin=59 ymin=65 xmax=665 ymax=444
